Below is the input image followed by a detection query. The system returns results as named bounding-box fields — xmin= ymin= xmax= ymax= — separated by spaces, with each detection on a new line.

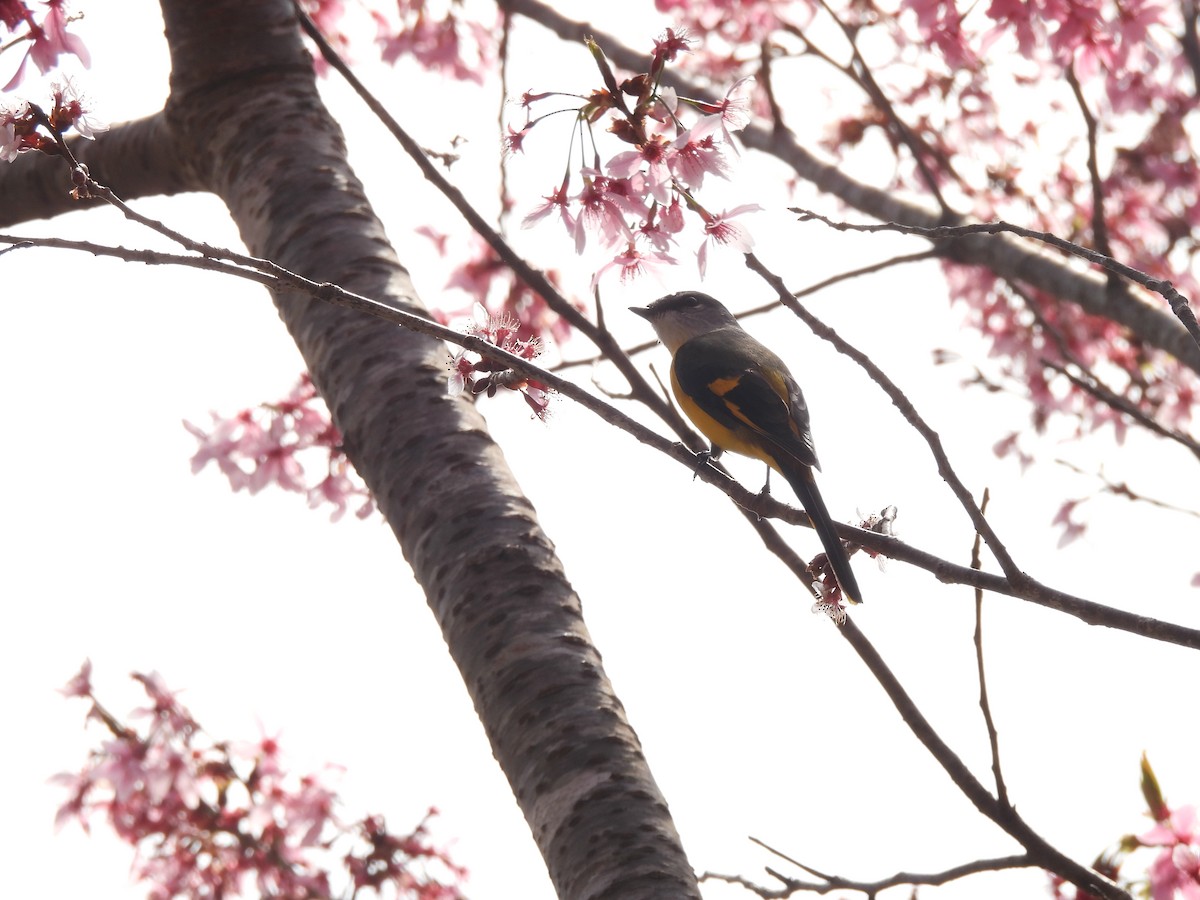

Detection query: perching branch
xmin=744 ymin=251 xmax=1028 ymax=586
xmin=11 ymin=223 xmax=1200 ymax=662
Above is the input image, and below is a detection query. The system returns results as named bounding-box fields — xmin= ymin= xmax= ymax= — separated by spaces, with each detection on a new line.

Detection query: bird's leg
xmin=690 ymin=444 xmax=723 ymax=480
xmin=758 ymin=464 xmax=772 ymax=496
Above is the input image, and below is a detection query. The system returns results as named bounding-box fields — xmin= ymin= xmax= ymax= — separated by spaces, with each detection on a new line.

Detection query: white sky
xmin=3 ymin=3 xmax=1199 ymax=900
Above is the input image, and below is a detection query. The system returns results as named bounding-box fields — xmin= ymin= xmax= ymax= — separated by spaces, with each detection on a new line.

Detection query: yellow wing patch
xmin=672 ymin=369 xmax=779 ymax=468
xmin=706 ymin=375 xmax=762 ymax=433
xmin=707 ymin=376 xmax=743 ymax=396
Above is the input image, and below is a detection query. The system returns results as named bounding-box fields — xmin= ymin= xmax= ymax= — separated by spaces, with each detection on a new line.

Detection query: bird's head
xmin=630 ymin=291 xmax=740 ymax=352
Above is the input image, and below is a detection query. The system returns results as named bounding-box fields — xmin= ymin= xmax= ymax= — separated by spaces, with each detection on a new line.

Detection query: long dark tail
xmin=779 ymin=463 xmax=863 ymax=604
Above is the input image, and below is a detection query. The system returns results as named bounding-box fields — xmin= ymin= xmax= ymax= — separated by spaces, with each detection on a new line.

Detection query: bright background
xmin=3 ymin=3 xmax=1198 ymax=899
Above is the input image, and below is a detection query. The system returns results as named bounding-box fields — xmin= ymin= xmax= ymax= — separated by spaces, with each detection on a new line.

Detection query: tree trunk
xmin=1 ymin=1 xmax=701 ymax=896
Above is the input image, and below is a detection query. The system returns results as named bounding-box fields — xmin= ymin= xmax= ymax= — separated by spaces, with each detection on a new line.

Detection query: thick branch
xmin=0 ymin=113 xmax=192 ymax=225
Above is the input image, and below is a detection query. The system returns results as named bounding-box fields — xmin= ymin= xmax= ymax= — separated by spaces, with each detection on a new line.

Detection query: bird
xmin=631 ymin=290 xmax=862 ymax=604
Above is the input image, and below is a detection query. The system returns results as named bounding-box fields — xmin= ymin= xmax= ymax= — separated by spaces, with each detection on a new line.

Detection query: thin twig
xmin=703 ymin=852 xmax=1035 ymax=897
xmin=756 ymin=38 xmax=787 ymax=135
xmin=1043 ymin=358 xmax=1200 ymax=460
xmin=497 ymin=8 xmax=513 ymax=234
xmin=809 ymin=0 xmax=952 ymax=214
xmin=1004 ymin=282 xmax=1200 ymax=460
xmin=791 ymin=208 xmax=1200 ymax=349
xmin=1055 ymin=458 xmax=1200 ymax=518
xmin=972 ymin=488 xmax=1009 ymax=807
xmin=1064 ymin=64 xmax=1112 ymax=262
xmin=751 ymin=836 xmax=836 ymax=881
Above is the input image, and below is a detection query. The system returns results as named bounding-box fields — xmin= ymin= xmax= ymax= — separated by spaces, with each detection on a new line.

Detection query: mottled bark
xmin=0 ymin=113 xmax=187 ymax=221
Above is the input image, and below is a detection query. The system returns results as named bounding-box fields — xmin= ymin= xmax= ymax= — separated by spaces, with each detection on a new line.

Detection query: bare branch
xmin=703 ymin=850 xmax=1036 ymax=897
xmin=1055 ymin=458 xmax=1200 ymax=519
xmin=808 ymin=0 xmax=952 ymax=214
xmin=972 ymin=489 xmax=1009 ymax=806
xmin=1043 ymin=359 xmax=1200 ymax=461
xmin=838 ymin=620 xmax=1128 ymax=900
xmin=1065 ymin=64 xmax=1113 ymax=262
xmin=791 ymin=209 xmax=1200 ymax=351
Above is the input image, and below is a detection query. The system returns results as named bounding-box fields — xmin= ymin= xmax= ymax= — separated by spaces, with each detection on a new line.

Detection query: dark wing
xmin=673 ymin=328 xmax=820 ymax=470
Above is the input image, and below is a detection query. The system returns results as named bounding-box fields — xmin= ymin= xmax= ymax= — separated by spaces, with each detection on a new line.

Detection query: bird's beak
xmin=629 ymin=306 xmax=652 ymax=320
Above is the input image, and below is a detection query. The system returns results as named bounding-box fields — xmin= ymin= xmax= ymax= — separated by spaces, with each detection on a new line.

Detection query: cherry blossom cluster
xmin=511 ymin=30 xmax=760 ymax=285
xmin=420 ymin=228 xmax=582 ymax=348
xmin=447 ymin=308 xmax=553 ymax=420
xmin=0 ymin=0 xmax=90 ymax=91
xmin=652 ymin=0 xmax=797 ymax=83
xmin=298 ymin=0 xmax=497 ymax=84
xmin=654 ymin=0 xmax=1198 ymax=442
xmin=809 ymin=505 xmax=896 ymax=617
xmin=1 ymin=75 xmax=105 ymax=162
xmin=55 ymin=660 xmax=466 ymax=900
xmin=1049 ymin=754 xmax=1199 ymax=900
xmin=184 ymin=373 xmax=374 ymax=522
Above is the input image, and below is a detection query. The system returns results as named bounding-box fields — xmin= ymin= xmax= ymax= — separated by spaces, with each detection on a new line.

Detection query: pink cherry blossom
xmin=696 ymin=203 xmax=760 ymax=277
xmin=184 ymin=375 xmax=373 ymax=519
xmin=638 ymin=198 xmax=686 ymax=251
xmin=607 ymin=134 xmax=675 ymax=203
xmin=668 ymin=130 xmax=732 ymax=190
xmin=0 ymin=99 xmax=27 ymax=161
xmin=449 ymin=311 xmax=556 ymax=421
xmin=1051 ymin=498 xmax=1088 ymax=548
xmin=522 ymin=181 xmax=576 ymax=234
xmin=56 ymin=665 xmax=467 ymax=898
xmin=591 ymin=242 xmax=677 ymax=287
xmin=2 ymin=0 xmax=91 ymax=90
xmin=59 ymin=658 xmax=92 ymax=698
xmin=689 ymin=75 xmax=755 ymax=149
xmin=49 ymin=76 xmax=106 ymax=138
xmin=1140 ymin=806 xmax=1200 ymax=900
xmin=374 ymin=2 xmax=497 ymax=85
xmin=574 ymin=176 xmax=636 ymax=252
xmin=502 ymin=122 xmax=531 ymax=156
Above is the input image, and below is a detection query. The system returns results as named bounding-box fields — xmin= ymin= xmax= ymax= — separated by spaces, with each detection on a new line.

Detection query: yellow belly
xmin=671 ymin=365 xmax=782 ymax=473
